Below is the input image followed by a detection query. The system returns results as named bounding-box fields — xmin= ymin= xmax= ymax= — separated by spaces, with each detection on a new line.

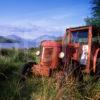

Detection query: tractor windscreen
xmin=71 ymin=30 xmax=88 ymax=44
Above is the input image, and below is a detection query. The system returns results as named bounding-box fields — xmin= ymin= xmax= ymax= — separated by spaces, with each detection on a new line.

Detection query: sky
xmin=0 ymin=0 xmax=91 ymax=39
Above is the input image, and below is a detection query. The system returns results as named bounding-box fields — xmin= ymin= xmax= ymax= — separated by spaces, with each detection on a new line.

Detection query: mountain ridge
xmin=0 ymin=35 xmax=61 ymax=48
xmin=0 ymin=36 xmax=17 ymax=43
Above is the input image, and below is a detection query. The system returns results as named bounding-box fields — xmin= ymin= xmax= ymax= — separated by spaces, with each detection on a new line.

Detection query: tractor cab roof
xmin=66 ymin=25 xmax=100 ymax=32
xmin=66 ymin=25 xmax=100 ymax=37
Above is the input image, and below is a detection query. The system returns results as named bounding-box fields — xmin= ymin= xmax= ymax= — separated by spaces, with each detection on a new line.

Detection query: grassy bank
xmin=0 ymin=48 xmax=100 ymax=100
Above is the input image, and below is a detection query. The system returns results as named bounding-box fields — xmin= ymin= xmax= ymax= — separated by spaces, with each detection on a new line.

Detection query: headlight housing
xmin=36 ymin=51 xmax=40 ymax=56
xmin=59 ymin=52 xmax=65 ymax=58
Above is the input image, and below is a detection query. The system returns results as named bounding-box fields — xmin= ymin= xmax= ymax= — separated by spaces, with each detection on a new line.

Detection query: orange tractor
xmin=21 ymin=25 xmax=100 ymax=80
xmin=63 ymin=25 xmax=100 ymax=75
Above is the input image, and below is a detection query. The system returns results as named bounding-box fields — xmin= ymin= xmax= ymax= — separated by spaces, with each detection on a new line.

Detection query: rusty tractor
xmin=21 ymin=25 xmax=100 ymax=81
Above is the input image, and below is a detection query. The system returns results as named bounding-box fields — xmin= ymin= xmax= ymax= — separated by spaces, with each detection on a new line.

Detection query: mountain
xmin=0 ymin=35 xmax=61 ymax=48
xmin=0 ymin=36 xmax=17 ymax=43
xmin=33 ymin=35 xmax=58 ymax=46
xmin=5 ymin=35 xmax=59 ymax=46
xmin=6 ymin=35 xmax=24 ymax=42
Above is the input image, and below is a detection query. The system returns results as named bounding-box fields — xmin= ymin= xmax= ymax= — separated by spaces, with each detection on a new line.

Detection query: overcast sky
xmin=0 ymin=0 xmax=90 ymax=39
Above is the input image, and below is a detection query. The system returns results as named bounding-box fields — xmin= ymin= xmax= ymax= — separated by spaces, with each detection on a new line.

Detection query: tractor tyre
xmin=20 ymin=61 xmax=37 ymax=81
xmin=95 ymin=55 xmax=100 ymax=80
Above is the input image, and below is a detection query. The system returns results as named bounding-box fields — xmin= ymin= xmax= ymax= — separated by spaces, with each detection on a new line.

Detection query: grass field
xmin=0 ymin=48 xmax=100 ymax=100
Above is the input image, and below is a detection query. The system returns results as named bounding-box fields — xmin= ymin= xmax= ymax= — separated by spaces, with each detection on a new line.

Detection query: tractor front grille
xmin=42 ymin=48 xmax=53 ymax=66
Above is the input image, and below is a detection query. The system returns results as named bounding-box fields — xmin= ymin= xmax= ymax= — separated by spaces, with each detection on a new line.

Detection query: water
xmin=0 ymin=43 xmax=35 ymax=49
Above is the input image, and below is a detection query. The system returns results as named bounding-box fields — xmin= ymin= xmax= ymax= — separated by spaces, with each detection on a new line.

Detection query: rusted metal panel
xmin=86 ymin=26 xmax=92 ymax=73
xmin=32 ymin=40 xmax=62 ymax=76
xmin=32 ymin=65 xmax=50 ymax=76
xmin=67 ymin=25 xmax=91 ymax=32
xmin=41 ymin=40 xmax=62 ymax=47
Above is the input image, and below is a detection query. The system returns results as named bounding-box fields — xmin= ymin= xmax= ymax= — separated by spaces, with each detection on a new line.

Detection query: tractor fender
xmin=93 ymin=48 xmax=100 ymax=73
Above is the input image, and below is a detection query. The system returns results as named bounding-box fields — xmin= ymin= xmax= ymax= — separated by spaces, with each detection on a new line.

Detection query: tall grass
xmin=0 ymin=48 xmax=100 ymax=100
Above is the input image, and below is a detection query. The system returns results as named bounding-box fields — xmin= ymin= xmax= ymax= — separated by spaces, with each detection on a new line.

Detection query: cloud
xmin=0 ymin=24 xmax=64 ymax=39
xmin=0 ymin=5 xmax=89 ymax=39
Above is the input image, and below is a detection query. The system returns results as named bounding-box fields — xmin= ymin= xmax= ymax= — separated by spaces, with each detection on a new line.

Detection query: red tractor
xmin=21 ymin=40 xmax=63 ymax=80
xmin=21 ymin=25 xmax=100 ymax=80
xmin=63 ymin=25 xmax=100 ymax=76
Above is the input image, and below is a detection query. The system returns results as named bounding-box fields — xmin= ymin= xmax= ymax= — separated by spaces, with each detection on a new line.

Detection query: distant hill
xmin=33 ymin=35 xmax=58 ymax=42
xmin=0 ymin=35 xmax=61 ymax=48
xmin=32 ymin=35 xmax=58 ymax=45
xmin=6 ymin=35 xmax=23 ymax=42
xmin=0 ymin=36 xmax=17 ymax=43
xmin=32 ymin=35 xmax=62 ymax=47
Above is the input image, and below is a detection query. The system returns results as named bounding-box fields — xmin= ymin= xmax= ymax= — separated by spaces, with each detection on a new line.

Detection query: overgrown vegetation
xmin=0 ymin=48 xmax=100 ymax=100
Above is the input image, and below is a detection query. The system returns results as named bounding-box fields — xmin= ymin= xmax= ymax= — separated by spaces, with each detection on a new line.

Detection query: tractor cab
xmin=63 ymin=26 xmax=100 ymax=74
xmin=32 ymin=40 xmax=63 ymax=76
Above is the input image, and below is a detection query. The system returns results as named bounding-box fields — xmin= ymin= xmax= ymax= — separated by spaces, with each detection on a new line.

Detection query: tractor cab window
xmin=92 ymin=36 xmax=100 ymax=43
xmin=92 ymin=29 xmax=100 ymax=44
xmin=71 ymin=30 xmax=88 ymax=44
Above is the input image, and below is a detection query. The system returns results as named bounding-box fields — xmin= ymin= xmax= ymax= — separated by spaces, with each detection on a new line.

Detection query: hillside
xmin=0 ymin=36 xmax=17 ymax=43
xmin=0 ymin=35 xmax=61 ymax=48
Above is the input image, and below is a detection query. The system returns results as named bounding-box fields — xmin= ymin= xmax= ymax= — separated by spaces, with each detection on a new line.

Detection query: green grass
xmin=0 ymin=48 xmax=100 ymax=100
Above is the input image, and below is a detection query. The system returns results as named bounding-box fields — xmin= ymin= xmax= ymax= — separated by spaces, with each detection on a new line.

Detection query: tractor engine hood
xmin=41 ymin=41 xmax=62 ymax=67
xmin=33 ymin=40 xmax=62 ymax=76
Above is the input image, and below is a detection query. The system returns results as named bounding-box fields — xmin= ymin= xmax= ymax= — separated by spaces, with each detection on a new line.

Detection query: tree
xmin=85 ymin=0 xmax=100 ymax=26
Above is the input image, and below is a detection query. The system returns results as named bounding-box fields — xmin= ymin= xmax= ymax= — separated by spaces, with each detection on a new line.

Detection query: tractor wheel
xmin=95 ymin=54 xmax=100 ymax=80
xmin=20 ymin=61 xmax=37 ymax=81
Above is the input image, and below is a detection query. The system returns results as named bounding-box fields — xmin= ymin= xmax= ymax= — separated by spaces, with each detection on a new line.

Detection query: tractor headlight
xmin=36 ymin=51 xmax=40 ymax=56
xmin=59 ymin=52 xmax=65 ymax=58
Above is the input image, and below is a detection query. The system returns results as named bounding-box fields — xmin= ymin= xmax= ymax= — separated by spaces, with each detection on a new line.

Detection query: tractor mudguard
xmin=93 ymin=48 xmax=100 ymax=73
